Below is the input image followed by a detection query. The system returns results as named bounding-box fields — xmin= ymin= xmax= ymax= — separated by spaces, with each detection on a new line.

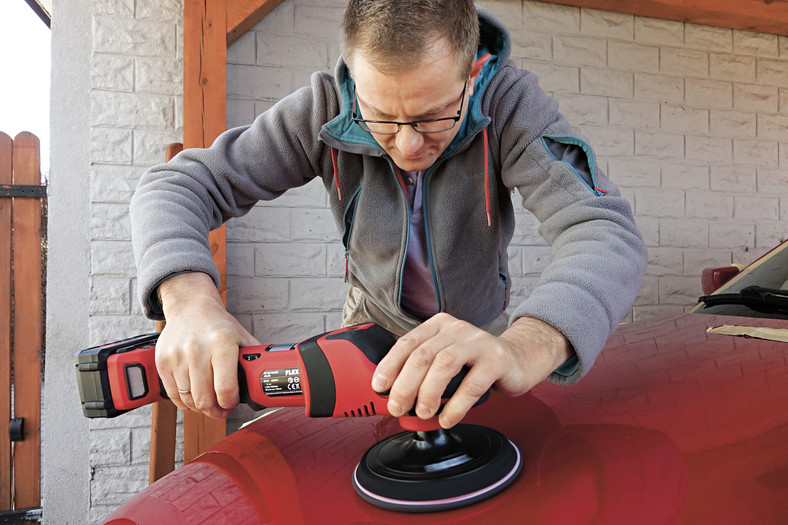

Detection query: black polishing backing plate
xmin=352 ymin=424 xmax=523 ymax=513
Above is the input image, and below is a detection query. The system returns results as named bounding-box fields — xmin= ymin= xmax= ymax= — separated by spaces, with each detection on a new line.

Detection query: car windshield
xmin=693 ymin=242 xmax=788 ymax=320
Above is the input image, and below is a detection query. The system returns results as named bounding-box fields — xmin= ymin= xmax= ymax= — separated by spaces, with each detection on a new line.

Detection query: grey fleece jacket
xmin=130 ymin=7 xmax=647 ymax=384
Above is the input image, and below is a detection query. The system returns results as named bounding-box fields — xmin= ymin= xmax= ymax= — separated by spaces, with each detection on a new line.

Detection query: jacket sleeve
xmin=491 ymin=63 xmax=648 ymax=384
xmin=130 ymin=73 xmax=339 ymax=319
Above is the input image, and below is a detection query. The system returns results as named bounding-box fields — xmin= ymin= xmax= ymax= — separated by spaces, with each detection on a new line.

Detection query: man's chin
xmin=393 ymin=156 xmax=436 ymax=172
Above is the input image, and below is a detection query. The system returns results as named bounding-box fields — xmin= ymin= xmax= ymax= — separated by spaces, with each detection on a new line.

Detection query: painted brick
xmin=91 ymin=241 xmax=136 ymax=277
xmin=710 ymin=53 xmax=755 ymax=82
xmin=553 ymin=34 xmax=606 ymax=67
xmin=226 ymin=244 xmax=255 ymax=277
xmin=507 ymin=246 xmax=524 ymax=277
xmin=608 ymin=41 xmax=659 ymax=73
xmin=580 ymin=8 xmax=633 ymax=40
xmin=522 ymin=246 xmax=551 ymax=276
xmin=660 ymin=104 xmax=708 ymax=134
xmin=733 ymin=30 xmax=779 ymax=57
xmin=781 ymin=36 xmax=788 ymax=58
xmin=510 ymin=209 xmax=547 ymax=246
xmin=92 ymin=54 xmax=134 ymax=92
xmin=685 ymin=24 xmax=732 ymax=52
xmin=685 ymin=78 xmax=732 ymax=109
xmin=661 ymin=48 xmax=709 ymax=78
xmin=661 ymin=163 xmax=709 ymax=190
xmin=709 ymin=110 xmax=756 ymax=139
xmin=782 ymin=143 xmax=788 ymax=167
xmin=756 ymin=222 xmax=787 ymax=249
xmin=685 ymin=191 xmax=734 ymax=219
xmin=90 ymin=465 xmax=148 ymax=506
xmin=660 ymin=218 xmax=707 ymax=248
xmin=88 ymin=315 xmax=156 ymax=347
xmin=734 ymin=195 xmax=780 ymax=221
xmin=293 ymin=5 xmax=344 ymax=39
xmin=254 ymin=313 xmax=329 ymax=342
xmin=522 ymin=1 xmax=580 ymax=33
xmin=88 ymin=405 xmax=154 ymax=430
xmin=478 ymin=0 xmax=524 ymax=28
xmin=135 ymin=0 xmax=181 ymax=23
xmin=93 ymin=17 xmax=176 ymax=57
xmin=509 ymin=29 xmax=552 ymax=61
xmin=255 ymin=243 xmax=326 ymax=277
xmin=709 ymin=222 xmax=755 ymax=249
xmin=756 ymin=58 xmax=788 ymax=87
xmin=227 ymin=207 xmax=291 ymax=242
xmin=733 ymin=83 xmax=779 ymax=113
xmin=258 ymin=178 xmax=327 ymax=208
xmin=683 ymin=248 xmax=733 ymax=276
xmin=553 ymin=93 xmax=608 ymax=125
xmin=227 ymin=99 xmax=257 ymax=128
xmin=581 ymin=68 xmax=633 ymax=98
xmin=634 ymin=73 xmax=683 ymax=104
xmin=635 ymin=131 xmax=684 ymax=159
xmin=93 ymin=0 xmax=134 ymax=17
xmin=90 ymin=203 xmax=131 ymax=241
xmin=291 ymin=209 xmax=340 ymax=242
xmin=252 ymin=1 xmax=295 ymax=36
xmin=133 ymin=130 xmax=182 ymax=166
xmin=228 ymin=31 xmax=256 ymax=66
xmin=91 ymin=127 xmax=132 ymax=165
xmin=635 ymin=188 xmax=685 ymax=218
xmin=135 ymin=57 xmax=182 ymax=95
xmin=633 ymin=275 xmax=658 ymax=305
xmin=258 ymin=34 xmax=328 ymax=69
xmin=757 ymin=113 xmax=788 ymax=141
xmin=633 ymin=304 xmax=685 ymax=321
xmin=327 ymin=244 xmax=346 ymax=279
xmin=733 ymin=139 xmax=778 ymax=167
xmin=581 ymin=125 xmax=633 ymax=156
xmin=781 ymin=88 xmax=788 ymax=114
xmin=686 ymin=135 xmax=732 ymax=164
xmin=90 ymin=165 xmax=146 ymax=204
xmin=659 ymin=276 xmax=702 ymax=305
xmin=290 ymin=278 xmax=347 ymax=311
xmin=130 ymin=428 xmax=152 ymax=465
xmin=757 ymin=168 xmax=788 ymax=194
xmin=91 ymin=91 xmax=174 ymax=129
xmin=710 ymin=166 xmax=757 ymax=193
xmin=227 ymin=65 xmax=294 ymax=101
xmin=90 ymin=428 xmax=130 ymax=467
xmin=645 ymin=247 xmax=683 ymax=277
xmin=89 ymin=277 xmax=131 ymax=315
xmin=607 ymin=158 xmax=660 ymax=187
xmin=634 ymin=17 xmax=683 ymax=46
xmin=524 ymin=62 xmax=579 ymax=93
xmin=226 ymin=276 xmax=289 ymax=314
xmin=634 ymin=216 xmax=659 ymax=246
xmin=609 ymin=99 xmax=659 ymax=128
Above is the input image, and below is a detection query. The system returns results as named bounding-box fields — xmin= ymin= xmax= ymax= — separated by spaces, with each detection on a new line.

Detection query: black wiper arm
xmin=698 ymin=286 xmax=788 ymax=312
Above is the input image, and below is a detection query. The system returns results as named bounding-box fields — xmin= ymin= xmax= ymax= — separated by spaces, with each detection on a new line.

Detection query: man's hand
xmin=156 ymin=272 xmax=260 ymax=419
xmin=371 ymin=313 xmax=573 ymax=428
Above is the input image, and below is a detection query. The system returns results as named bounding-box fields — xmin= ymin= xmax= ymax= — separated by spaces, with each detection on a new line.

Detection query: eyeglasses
xmin=352 ymin=80 xmax=468 ymax=135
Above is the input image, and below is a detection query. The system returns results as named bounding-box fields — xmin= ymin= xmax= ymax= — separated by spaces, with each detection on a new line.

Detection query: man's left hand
xmin=371 ymin=313 xmax=573 ymax=428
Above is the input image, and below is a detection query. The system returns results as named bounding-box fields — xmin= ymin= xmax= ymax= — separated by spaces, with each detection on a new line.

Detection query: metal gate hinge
xmin=0 ymin=185 xmax=47 ymax=198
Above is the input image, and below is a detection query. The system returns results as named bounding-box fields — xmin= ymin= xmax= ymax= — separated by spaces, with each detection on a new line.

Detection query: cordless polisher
xmin=75 ymin=322 xmax=522 ymax=512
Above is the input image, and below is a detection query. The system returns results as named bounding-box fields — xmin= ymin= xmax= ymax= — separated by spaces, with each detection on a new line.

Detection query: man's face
xmin=349 ymin=40 xmax=474 ymax=172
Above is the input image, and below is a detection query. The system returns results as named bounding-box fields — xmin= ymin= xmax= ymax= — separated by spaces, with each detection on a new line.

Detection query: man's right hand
xmin=155 ymin=272 xmax=260 ymax=419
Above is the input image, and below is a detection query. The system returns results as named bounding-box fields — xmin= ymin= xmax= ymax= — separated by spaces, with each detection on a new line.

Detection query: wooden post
xmin=0 ymin=132 xmax=12 ymax=509
xmin=182 ymin=0 xmax=229 ymax=462
xmin=10 ymin=132 xmax=43 ymax=516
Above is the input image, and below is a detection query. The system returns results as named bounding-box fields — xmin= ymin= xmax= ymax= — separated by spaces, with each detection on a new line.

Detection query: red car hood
xmin=106 ymin=313 xmax=788 ymax=524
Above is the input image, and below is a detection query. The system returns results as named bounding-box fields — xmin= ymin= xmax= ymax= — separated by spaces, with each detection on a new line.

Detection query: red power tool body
xmin=75 ymin=322 xmax=483 ymax=430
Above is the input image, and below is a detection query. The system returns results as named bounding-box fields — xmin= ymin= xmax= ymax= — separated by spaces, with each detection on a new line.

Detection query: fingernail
xmin=388 ymin=400 xmax=402 ymax=417
xmin=416 ymin=403 xmax=430 ymax=418
xmin=372 ymin=373 xmax=387 ymax=391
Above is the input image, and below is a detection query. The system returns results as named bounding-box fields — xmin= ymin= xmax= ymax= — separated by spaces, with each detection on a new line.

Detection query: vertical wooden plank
xmin=0 ymin=132 xmax=13 ymax=509
xmin=11 ymin=132 xmax=42 ymax=513
xmin=148 ymin=144 xmax=183 ymax=484
xmin=183 ymin=0 xmax=229 ymax=462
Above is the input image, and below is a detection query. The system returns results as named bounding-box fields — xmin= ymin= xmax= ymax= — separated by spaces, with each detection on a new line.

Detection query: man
xmin=130 ymin=0 xmax=647 ymax=429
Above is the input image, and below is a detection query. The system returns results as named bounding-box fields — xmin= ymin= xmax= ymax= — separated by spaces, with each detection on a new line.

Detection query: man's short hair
xmin=341 ymin=0 xmax=479 ymax=79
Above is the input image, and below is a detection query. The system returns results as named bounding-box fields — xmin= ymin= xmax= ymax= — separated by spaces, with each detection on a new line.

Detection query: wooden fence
xmin=0 ymin=132 xmax=44 ymax=524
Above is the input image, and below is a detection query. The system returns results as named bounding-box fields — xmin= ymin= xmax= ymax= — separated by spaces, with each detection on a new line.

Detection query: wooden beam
xmin=539 ymin=0 xmax=788 ymax=36
xmin=226 ymin=0 xmax=284 ymax=45
xmin=182 ymin=0 xmax=229 ymax=463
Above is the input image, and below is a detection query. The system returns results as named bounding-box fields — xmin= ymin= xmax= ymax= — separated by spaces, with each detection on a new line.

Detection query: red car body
xmin=106 ymin=242 xmax=788 ymax=524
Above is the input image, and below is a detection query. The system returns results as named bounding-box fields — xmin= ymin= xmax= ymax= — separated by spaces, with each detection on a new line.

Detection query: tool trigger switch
xmin=242 ymin=353 xmax=261 ymax=361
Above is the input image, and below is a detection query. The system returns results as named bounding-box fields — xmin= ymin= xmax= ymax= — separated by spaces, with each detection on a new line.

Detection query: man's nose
xmin=396 ymin=125 xmax=425 ymax=156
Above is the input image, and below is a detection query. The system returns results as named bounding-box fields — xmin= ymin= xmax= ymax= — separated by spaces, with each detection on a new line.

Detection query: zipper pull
xmin=344 ymin=250 xmax=349 ymax=283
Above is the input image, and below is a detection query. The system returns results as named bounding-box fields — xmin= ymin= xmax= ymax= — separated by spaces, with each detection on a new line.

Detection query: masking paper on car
xmin=707 ymin=325 xmax=788 ymax=343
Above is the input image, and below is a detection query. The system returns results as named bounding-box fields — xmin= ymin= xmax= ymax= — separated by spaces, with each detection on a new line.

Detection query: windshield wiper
xmin=698 ymin=285 xmax=788 ymax=312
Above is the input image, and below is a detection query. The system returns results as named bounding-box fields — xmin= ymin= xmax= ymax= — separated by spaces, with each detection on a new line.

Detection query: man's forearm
xmin=500 ymin=316 xmax=574 ymax=376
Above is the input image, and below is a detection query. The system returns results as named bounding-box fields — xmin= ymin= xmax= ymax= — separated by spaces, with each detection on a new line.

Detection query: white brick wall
xmin=83 ymin=0 xmax=788 ymax=520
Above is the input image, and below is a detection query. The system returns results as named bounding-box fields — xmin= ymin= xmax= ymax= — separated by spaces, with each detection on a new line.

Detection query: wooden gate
xmin=0 ymin=132 xmax=44 ymax=524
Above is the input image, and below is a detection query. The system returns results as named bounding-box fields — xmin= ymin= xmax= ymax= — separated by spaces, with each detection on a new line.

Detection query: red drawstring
xmin=331 ymin=147 xmax=341 ymax=200
xmin=483 ymin=127 xmax=491 ymax=227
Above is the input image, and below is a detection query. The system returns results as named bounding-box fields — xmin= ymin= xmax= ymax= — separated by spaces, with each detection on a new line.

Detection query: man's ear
xmin=468 ymin=53 xmax=492 ymax=95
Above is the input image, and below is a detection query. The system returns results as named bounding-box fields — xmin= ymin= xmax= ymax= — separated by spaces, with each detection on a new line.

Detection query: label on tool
xmin=261 ymin=368 xmax=302 ymax=397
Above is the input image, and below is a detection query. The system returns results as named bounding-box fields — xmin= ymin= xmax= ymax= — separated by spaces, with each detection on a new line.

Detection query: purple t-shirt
xmin=401 ymin=170 xmax=439 ymax=319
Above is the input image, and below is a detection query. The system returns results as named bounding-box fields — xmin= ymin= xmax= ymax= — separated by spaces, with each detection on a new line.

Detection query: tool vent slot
xmin=344 ymin=403 xmax=377 ymax=418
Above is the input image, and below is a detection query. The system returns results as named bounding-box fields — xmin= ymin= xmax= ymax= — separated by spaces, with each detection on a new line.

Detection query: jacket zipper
xmin=342 ymin=187 xmax=362 ymax=283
